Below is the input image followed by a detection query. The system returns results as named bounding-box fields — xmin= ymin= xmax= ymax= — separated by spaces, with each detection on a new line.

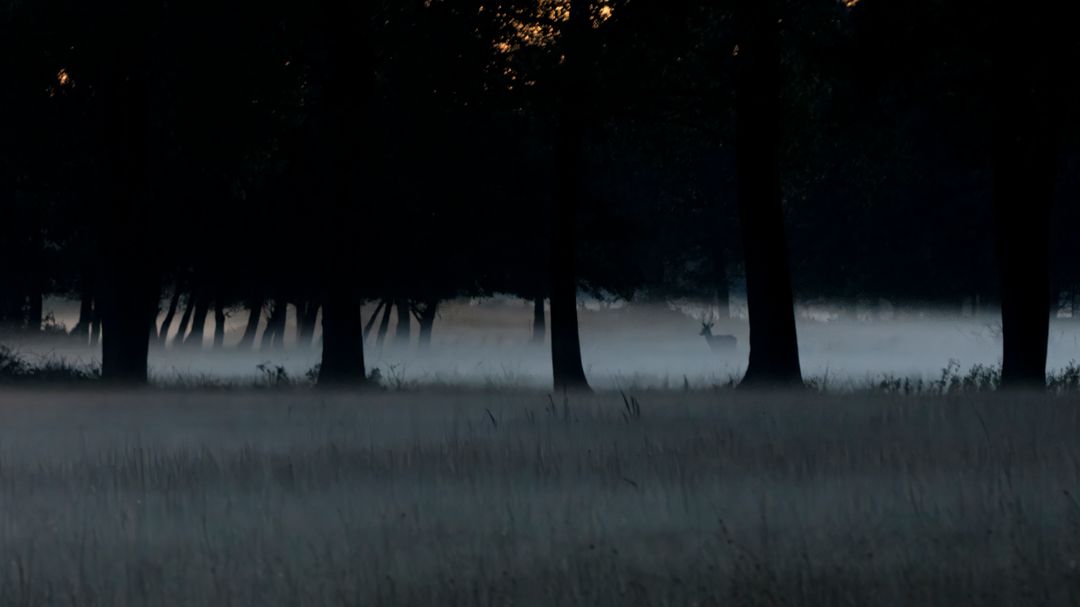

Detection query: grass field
xmin=0 ymin=387 xmax=1077 ymax=605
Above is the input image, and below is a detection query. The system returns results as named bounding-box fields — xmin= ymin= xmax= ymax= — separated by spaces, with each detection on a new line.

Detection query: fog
xmin=11 ymin=296 xmax=1080 ymax=388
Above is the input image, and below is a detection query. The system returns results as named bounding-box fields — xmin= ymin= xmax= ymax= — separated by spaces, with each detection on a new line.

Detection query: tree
xmin=732 ymin=0 xmax=802 ymax=388
xmin=316 ymin=0 xmax=372 ymax=386
xmin=96 ymin=0 xmax=159 ymax=383
xmin=992 ymin=6 xmax=1065 ymax=389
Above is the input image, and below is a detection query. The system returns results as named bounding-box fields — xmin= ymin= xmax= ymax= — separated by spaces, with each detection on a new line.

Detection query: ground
xmin=0 ymin=387 xmax=1076 ymax=606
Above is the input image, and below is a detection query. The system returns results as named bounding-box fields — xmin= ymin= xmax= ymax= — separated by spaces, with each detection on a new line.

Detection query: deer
xmin=699 ymin=318 xmax=737 ymax=353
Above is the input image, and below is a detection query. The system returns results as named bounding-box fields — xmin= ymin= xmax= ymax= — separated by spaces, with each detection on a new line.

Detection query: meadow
xmin=0 ymin=387 xmax=1076 ymax=606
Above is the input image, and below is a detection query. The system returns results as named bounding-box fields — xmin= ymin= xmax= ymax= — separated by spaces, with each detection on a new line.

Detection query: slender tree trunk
xmin=375 ymin=299 xmax=393 ymax=348
xmin=363 ymin=299 xmax=385 ymax=340
xmin=173 ymin=294 xmax=194 ymax=347
xmin=263 ymin=298 xmax=288 ymax=350
xmin=1072 ymin=290 xmax=1080 ymax=320
xmin=532 ymin=296 xmax=546 ymax=345
xmin=733 ymin=0 xmax=802 ymax=388
xmin=70 ymin=281 xmax=95 ymax=343
xmin=213 ymin=298 xmax=226 ymax=348
xmin=157 ymin=286 xmax=182 ymax=346
xmin=549 ymin=0 xmax=591 ymax=393
xmin=237 ymin=298 xmax=263 ymax=349
xmin=418 ymin=300 xmax=438 ymax=349
xmin=183 ymin=292 xmax=211 ymax=348
xmin=297 ymin=301 xmax=319 ymax=348
xmin=993 ymin=7 xmax=1061 ymax=390
xmin=394 ymin=298 xmax=411 ymax=345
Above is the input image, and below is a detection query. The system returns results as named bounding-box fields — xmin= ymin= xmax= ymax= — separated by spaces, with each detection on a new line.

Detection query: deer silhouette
xmin=700 ymin=321 xmax=736 ymax=352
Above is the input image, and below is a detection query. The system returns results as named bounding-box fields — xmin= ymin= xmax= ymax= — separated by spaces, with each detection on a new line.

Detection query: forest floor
xmin=0 ymin=387 xmax=1076 ymax=606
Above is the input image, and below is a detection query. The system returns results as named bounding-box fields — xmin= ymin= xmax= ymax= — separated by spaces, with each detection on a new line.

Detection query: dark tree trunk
xmin=315 ymin=0 xmax=371 ymax=387
xmin=319 ymin=291 xmax=366 ymax=385
xmin=993 ymin=7 xmax=1062 ymax=390
xmin=549 ymin=0 xmax=591 ymax=393
xmin=70 ymin=281 xmax=95 ymax=344
xmin=1072 ymin=290 xmax=1080 ymax=321
xmin=363 ymin=299 xmax=386 ymax=340
xmin=264 ymin=298 xmax=288 ymax=350
xmin=237 ymin=298 xmax=263 ymax=349
xmin=394 ymin=298 xmax=411 ymax=345
xmin=375 ymin=299 xmax=393 ymax=348
xmin=733 ymin=0 xmax=802 ymax=389
xmin=532 ymin=296 xmax=546 ymax=345
xmin=213 ymin=299 xmax=226 ymax=348
xmin=98 ymin=55 xmax=156 ymax=384
xmin=157 ymin=286 xmax=182 ymax=346
xmin=297 ymin=301 xmax=319 ymax=348
xmin=418 ymin=300 xmax=438 ymax=349
xmin=183 ymin=292 xmax=211 ymax=348
xmin=173 ymin=294 xmax=194 ymax=347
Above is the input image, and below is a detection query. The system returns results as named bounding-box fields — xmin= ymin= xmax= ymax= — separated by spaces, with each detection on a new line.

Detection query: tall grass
xmin=0 ymin=388 xmax=1076 ymax=605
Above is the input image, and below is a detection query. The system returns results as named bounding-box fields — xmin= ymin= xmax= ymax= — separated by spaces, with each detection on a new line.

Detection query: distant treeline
xmin=0 ymin=0 xmax=1077 ymax=389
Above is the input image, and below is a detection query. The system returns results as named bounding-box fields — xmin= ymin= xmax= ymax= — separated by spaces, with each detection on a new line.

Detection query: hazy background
xmin=10 ymin=296 xmax=1080 ymax=388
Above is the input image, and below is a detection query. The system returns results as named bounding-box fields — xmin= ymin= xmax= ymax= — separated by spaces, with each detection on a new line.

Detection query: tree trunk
xmin=173 ymin=294 xmax=194 ymax=347
xmin=237 ymin=298 xmax=263 ymax=349
xmin=157 ymin=286 xmax=182 ymax=346
xmin=993 ymin=7 xmax=1061 ymax=390
xmin=733 ymin=0 xmax=802 ymax=388
xmin=531 ymin=296 xmax=546 ymax=345
xmin=263 ymin=298 xmax=288 ymax=350
xmin=375 ymin=299 xmax=392 ymax=348
xmin=183 ymin=292 xmax=211 ymax=348
xmin=319 ymin=290 xmax=366 ymax=385
xmin=213 ymin=298 xmax=226 ymax=348
xmin=549 ymin=0 xmax=591 ymax=393
xmin=418 ymin=300 xmax=438 ymax=349
xmin=314 ymin=0 xmax=371 ymax=386
xmin=297 ymin=301 xmax=319 ymax=348
xmin=394 ymin=298 xmax=411 ymax=345
xmin=70 ymin=282 xmax=95 ymax=344
xmin=98 ymin=54 xmax=155 ymax=384
xmin=363 ymin=299 xmax=385 ymax=340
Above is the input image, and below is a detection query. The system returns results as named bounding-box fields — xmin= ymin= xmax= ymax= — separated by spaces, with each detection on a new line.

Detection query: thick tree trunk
xmin=993 ymin=7 xmax=1061 ymax=390
xmin=99 ymin=58 xmax=155 ymax=384
xmin=733 ymin=0 xmax=802 ymax=389
xmin=213 ymin=299 xmax=226 ymax=348
xmin=549 ymin=0 xmax=591 ymax=393
xmin=319 ymin=291 xmax=366 ymax=385
xmin=157 ymin=286 xmax=182 ymax=346
xmin=532 ymin=296 xmax=546 ymax=345
xmin=418 ymin=300 xmax=438 ymax=349
xmin=315 ymin=0 xmax=371 ymax=387
xmin=394 ymin=298 xmax=411 ymax=345
xmin=237 ymin=298 xmax=263 ymax=349
xmin=183 ymin=292 xmax=211 ymax=348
